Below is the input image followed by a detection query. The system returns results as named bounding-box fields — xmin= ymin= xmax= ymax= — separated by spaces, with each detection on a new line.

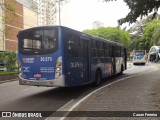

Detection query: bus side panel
xmin=114 ymin=46 xmax=127 ymax=74
xmin=90 ymin=57 xmax=99 ymax=82
xmin=115 ymin=57 xmax=124 ymax=73
xmin=90 ymin=41 xmax=113 ymax=82
xmin=63 ymin=29 xmax=90 ymax=86
xmin=90 ymin=58 xmax=112 ymax=82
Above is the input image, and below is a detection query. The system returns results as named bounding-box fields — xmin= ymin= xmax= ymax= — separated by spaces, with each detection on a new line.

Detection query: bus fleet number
xmin=40 ymin=57 xmax=52 ymax=62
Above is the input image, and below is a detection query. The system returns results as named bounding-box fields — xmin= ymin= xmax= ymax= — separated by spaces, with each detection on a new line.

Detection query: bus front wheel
xmin=93 ymin=70 xmax=102 ymax=87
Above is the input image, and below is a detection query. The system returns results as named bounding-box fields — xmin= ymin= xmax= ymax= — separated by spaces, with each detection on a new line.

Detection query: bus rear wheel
xmin=93 ymin=70 xmax=102 ymax=87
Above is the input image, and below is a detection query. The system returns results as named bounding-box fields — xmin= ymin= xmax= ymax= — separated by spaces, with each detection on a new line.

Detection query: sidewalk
xmin=0 ymin=74 xmax=18 ymax=84
xmin=65 ymin=63 xmax=160 ymax=120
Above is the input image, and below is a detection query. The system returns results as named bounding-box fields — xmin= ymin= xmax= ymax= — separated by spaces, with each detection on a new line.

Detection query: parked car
xmin=0 ymin=61 xmax=7 ymax=71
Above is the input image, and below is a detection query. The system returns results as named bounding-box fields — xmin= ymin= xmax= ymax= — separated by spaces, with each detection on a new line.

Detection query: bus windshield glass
xmin=135 ymin=51 xmax=145 ymax=56
xmin=19 ymin=28 xmax=57 ymax=55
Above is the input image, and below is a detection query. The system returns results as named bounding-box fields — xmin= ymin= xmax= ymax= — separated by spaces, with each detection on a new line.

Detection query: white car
xmin=0 ymin=62 xmax=7 ymax=71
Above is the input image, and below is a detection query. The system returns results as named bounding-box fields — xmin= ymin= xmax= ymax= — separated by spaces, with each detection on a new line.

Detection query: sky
xmin=61 ymin=0 xmax=130 ymax=31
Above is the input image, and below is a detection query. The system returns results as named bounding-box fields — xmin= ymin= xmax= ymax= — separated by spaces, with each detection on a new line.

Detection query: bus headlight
xmin=55 ymin=56 xmax=62 ymax=79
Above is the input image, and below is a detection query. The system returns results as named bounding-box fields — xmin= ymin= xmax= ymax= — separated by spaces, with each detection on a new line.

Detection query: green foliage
xmin=83 ymin=29 xmax=98 ymax=36
xmin=0 ymin=51 xmax=17 ymax=72
xmin=128 ymin=38 xmax=141 ymax=51
xmin=104 ymin=0 xmax=160 ymax=25
xmin=83 ymin=27 xmax=131 ymax=47
xmin=141 ymin=20 xmax=160 ymax=52
xmin=0 ymin=71 xmax=17 ymax=75
xmin=128 ymin=14 xmax=160 ymax=52
xmin=130 ymin=19 xmax=160 ymax=52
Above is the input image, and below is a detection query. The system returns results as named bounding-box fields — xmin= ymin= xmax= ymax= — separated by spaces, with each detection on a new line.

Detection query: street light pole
xmin=58 ymin=0 xmax=61 ymax=26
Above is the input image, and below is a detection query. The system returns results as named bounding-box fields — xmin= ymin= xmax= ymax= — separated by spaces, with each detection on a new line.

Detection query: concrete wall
xmin=23 ymin=7 xmax=38 ymax=29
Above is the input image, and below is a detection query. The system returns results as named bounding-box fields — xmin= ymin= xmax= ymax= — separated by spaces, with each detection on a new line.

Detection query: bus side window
xmin=109 ymin=45 xmax=112 ymax=57
xmin=98 ymin=42 xmax=105 ymax=57
xmin=81 ymin=40 xmax=88 ymax=57
xmin=117 ymin=46 xmax=121 ymax=57
xmin=115 ymin=46 xmax=118 ymax=57
xmin=67 ymin=34 xmax=73 ymax=57
xmin=104 ymin=43 xmax=109 ymax=57
xmin=91 ymin=40 xmax=98 ymax=57
xmin=67 ymin=33 xmax=81 ymax=57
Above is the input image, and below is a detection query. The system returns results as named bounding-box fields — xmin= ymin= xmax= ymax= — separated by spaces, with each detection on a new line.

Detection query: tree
xmin=83 ymin=29 xmax=98 ymax=36
xmin=141 ymin=19 xmax=160 ymax=51
xmin=127 ymin=14 xmax=160 ymax=51
xmin=104 ymin=0 xmax=160 ymax=25
xmin=83 ymin=27 xmax=131 ymax=47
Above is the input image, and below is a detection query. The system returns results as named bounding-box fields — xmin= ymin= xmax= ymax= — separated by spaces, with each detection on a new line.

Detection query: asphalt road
xmin=0 ymin=62 xmax=158 ymax=120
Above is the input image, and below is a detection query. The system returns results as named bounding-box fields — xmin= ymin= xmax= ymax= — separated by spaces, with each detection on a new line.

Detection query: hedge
xmin=0 ymin=51 xmax=18 ymax=72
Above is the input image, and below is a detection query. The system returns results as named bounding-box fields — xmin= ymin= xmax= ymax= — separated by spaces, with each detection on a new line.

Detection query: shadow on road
xmin=0 ymin=73 xmax=128 ymax=112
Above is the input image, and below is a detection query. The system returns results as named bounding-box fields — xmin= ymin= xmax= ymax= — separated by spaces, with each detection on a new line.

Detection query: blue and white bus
xmin=133 ymin=50 xmax=147 ymax=65
xmin=17 ymin=26 xmax=127 ymax=87
xmin=148 ymin=46 xmax=160 ymax=62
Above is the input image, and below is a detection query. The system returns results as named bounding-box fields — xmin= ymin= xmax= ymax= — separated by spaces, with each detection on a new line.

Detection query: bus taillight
xmin=18 ymin=62 xmax=22 ymax=73
xmin=55 ymin=56 xmax=62 ymax=79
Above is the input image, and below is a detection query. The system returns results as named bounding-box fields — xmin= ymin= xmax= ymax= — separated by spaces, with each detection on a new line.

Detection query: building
xmin=37 ymin=0 xmax=69 ymax=26
xmin=93 ymin=21 xmax=104 ymax=29
xmin=4 ymin=0 xmax=23 ymax=51
xmin=0 ymin=0 xmax=39 ymax=51
xmin=0 ymin=0 xmax=67 ymax=51
xmin=0 ymin=3 xmax=4 ymax=51
xmin=37 ymin=0 xmax=56 ymax=26
xmin=16 ymin=0 xmax=38 ymax=29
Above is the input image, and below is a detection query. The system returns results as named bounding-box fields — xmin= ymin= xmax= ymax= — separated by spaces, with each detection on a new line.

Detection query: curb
xmin=0 ymin=78 xmax=18 ymax=84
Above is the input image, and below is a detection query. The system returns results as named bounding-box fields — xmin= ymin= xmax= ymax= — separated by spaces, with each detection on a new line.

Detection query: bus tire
xmin=93 ymin=70 xmax=102 ymax=87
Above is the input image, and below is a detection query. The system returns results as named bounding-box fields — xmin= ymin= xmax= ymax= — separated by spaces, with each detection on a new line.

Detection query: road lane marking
xmin=45 ymin=99 xmax=75 ymax=120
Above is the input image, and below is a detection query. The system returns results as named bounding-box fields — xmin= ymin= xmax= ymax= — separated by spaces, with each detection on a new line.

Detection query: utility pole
xmin=58 ymin=0 xmax=61 ymax=26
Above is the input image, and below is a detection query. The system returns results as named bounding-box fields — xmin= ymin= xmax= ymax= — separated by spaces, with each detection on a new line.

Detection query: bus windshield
xmin=19 ymin=28 xmax=57 ymax=55
xmin=135 ymin=51 xmax=145 ymax=56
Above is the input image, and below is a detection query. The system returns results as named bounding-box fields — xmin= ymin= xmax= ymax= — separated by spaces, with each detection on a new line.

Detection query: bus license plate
xmin=34 ymin=73 xmax=42 ymax=78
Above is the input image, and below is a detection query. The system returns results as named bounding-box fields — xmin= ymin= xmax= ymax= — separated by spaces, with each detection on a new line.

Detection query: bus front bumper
xmin=19 ymin=74 xmax=65 ymax=87
xmin=133 ymin=61 xmax=146 ymax=64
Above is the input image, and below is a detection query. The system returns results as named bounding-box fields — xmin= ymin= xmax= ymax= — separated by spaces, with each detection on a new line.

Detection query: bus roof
xmin=19 ymin=25 xmax=125 ymax=48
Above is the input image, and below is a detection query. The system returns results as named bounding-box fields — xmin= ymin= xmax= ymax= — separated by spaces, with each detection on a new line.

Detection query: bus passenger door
xmin=81 ymin=39 xmax=90 ymax=83
xmin=65 ymin=33 xmax=90 ymax=86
